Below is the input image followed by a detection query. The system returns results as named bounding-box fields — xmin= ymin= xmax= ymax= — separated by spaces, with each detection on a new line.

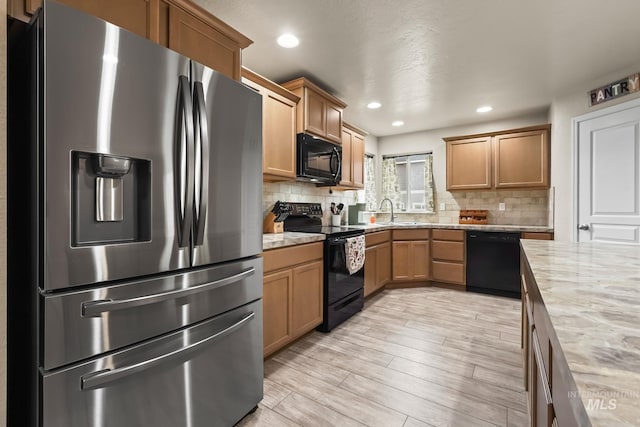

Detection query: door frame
xmin=572 ymin=96 xmax=640 ymax=241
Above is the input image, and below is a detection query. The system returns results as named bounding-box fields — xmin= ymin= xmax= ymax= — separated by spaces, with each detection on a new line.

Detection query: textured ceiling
xmin=195 ymin=0 xmax=640 ymax=137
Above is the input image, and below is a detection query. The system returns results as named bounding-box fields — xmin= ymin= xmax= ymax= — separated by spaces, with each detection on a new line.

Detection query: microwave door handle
xmin=193 ymin=81 xmax=209 ymax=246
xmin=80 ymin=311 xmax=255 ymax=391
xmin=331 ymin=146 xmax=341 ymax=181
xmin=175 ymin=76 xmax=195 ymax=248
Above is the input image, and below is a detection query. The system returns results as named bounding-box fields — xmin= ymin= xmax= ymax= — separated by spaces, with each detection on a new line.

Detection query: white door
xmin=576 ymin=99 xmax=640 ymax=243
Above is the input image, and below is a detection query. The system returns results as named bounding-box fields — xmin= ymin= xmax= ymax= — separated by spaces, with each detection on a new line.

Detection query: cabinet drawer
xmin=522 ymin=232 xmax=554 ymax=240
xmin=366 ymin=230 xmax=391 ymax=247
xmin=263 ymin=242 xmax=323 ymax=273
xmin=393 ymin=229 xmax=430 ymax=241
xmin=432 ymin=241 xmax=464 ymax=261
xmin=432 ymin=261 xmax=465 ymax=285
xmin=432 ymin=229 xmax=464 ymax=241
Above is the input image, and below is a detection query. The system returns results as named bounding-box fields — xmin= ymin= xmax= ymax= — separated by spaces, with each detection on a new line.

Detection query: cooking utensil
xmin=330 ymin=202 xmax=336 ymax=215
xmin=336 ymin=203 xmax=344 ymax=214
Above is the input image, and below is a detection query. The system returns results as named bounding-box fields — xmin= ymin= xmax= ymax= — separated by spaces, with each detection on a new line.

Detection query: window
xmin=364 ymin=154 xmax=376 ymax=211
xmin=382 ymin=153 xmax=434 ymax=213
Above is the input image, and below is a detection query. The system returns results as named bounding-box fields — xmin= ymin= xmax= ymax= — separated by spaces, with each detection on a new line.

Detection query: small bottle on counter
xmin=369 ymin=214 xmax=376 ymax=224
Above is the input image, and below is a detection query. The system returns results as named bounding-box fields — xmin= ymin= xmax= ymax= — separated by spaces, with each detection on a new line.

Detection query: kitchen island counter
xmin=521 ymin=240 xmax=640 ymax=426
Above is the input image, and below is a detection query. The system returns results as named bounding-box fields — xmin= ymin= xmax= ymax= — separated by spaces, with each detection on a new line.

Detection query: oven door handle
xmin=81 ymin=267 xmax=255 ymax=317
xmin=80 ymin=312 xmax=255 ymax=391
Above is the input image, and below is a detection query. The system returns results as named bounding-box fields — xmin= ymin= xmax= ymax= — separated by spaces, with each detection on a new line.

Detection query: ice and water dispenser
xmin=72 ymin=151 xmax=151 ymax=246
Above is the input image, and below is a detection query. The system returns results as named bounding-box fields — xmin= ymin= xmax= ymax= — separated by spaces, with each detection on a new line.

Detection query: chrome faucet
xmin=379 ymin=198 xmax=396 ymax=223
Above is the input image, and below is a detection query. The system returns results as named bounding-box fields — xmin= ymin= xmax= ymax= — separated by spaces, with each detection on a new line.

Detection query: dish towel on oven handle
xmin=345 ymin=235 xmax=365 ymax=274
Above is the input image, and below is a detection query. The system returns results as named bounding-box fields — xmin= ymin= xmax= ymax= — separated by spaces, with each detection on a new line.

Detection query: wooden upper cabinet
xmin=10 ymin=0 xmax=153 ymax=39
xmin=162 ymin=0 xmax=252 ymax=80
xmin=445 ymin=124 xmax=551 ymax=191
xmin=494 ymin=128 xmax=550 ymax=188
xmin=352 ymin=132 xmax=365 ymax=187
xmin=281 ymin=77 xmax=347 ymax=145
xmin=326 ymin=104 xmax=343 ymax=143
xmin=340 ymin=122 xmax=367 ymax=189
xmin=9 ymin=0 xmax=253 ymax=81
xmin=242 ymin=68 xmax=300 ymax=181
xmin=446 ymin=136 xmax=492 ymax=190
xmin=341 ymin=127 xmax=353 ymax=185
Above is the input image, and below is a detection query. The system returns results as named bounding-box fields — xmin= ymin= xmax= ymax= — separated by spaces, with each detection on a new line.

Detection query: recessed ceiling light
xmin=277 ymin=33 xmax=299 ymax=48
xmin=392 ymin=120 xmax=404 ymax=127
xmin=367 ymin=101 xmax=381 ymax=109
xmin=476 ymin=105 xmax=493 ymax=113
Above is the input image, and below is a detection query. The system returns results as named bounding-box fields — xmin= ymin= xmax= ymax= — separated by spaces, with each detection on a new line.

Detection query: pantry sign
xmin=589 ymin=73 xmax=640 ymax=106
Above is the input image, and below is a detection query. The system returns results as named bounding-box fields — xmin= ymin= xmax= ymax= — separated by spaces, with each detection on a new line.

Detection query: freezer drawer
xmin=42 ymin=299 xmax=263 ymax=427
xmin=43 ymin=257 xmax=262 ymax=370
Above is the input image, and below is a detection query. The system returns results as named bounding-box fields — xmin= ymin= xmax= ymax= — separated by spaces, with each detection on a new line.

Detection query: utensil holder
xmin=331 ymin=215 xmax=341 ymax=226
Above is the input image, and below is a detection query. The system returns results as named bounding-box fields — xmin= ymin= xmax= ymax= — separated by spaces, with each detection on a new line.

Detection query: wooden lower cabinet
xmin=263 ymin=242 xmax=323 ymax=357
xmin=522 ymin=232 xmax=554 ymax=240
xmin=392 ymin=240 xmax=430 ymax=281
xmin=431 ymin=229 xmax=466 ymax=286
xmin=262 ymin=269 xmax=293 ymax=356
xmin=291 ymin=261 xmax=323 ymax=334
xmin=364 ymin=242 xmax=390 ymax=296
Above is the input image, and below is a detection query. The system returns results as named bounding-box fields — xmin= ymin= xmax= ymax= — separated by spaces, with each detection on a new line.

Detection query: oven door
xmin=297 ymin=134 xmax=341 ymax=183
xmin=325 ymin=236 xmax=364 ymax=305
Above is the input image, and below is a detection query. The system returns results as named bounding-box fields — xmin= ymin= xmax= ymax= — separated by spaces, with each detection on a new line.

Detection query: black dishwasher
xmin=466 ymin=231 xmax=520 ymax=298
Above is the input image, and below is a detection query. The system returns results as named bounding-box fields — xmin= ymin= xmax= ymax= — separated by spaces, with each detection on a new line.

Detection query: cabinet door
xmin=326 ymin=103 xmax=343 ymax=144
xmin=446 ymin=137 xmax=492 ymax=190
xmin=263 ymin=269 xmax=292 ymax=357
xmin=13 ymin=0 xmax=153 ymax=38
xmin=167 ymin=4 xmax=241 ymax=79
xmin=305 ymin=89 xmax=327 ymax=138
xmin=364 ymin=246 xmax=377 ymax=297
xmin=392 ymin=241 xmax=411 ymax=281
xmin=352 ymin=133 xmax=365 ymax=188
xmin=291 ymin=260 xmax=323 ymax=337
xmin=340 ymin=128 xmax=353 ymax=185
xmin=377 ymin=242 xmax=391 ymax=287
xmin=411 ymin=241 xmax=430 ymax=280
xmin=263 ymin=90 xmax=297 ymax=179
xmin=494 ymin=129 xmax=549 ymax=188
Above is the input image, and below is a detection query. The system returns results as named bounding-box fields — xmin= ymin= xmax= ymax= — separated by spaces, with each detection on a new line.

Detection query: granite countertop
xmin=263 ymin=232 xmax=325 ymax=250
xmin=349 ymin=222 xmax=553 ymax=233
xmin=521 ymin=240 xmax=640 ymax=426
xmin=263 ymin=223 xmax=552 ymax=250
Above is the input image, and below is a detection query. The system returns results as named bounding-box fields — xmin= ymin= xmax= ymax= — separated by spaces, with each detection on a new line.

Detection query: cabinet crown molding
xmin=281 ymin=77 xmax=347 ymax=108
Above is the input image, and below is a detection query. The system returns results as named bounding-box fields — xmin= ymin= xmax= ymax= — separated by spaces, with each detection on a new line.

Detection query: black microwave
xmin=296 ymin=133 xmax=342 ymax=185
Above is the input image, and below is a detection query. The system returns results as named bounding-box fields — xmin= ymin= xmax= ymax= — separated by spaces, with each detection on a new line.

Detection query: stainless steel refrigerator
xmin=8 ymin=2 xmax=263 ymax=426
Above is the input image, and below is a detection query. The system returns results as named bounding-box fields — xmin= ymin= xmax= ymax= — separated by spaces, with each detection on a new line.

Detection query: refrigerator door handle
xmin=80 ymin=311 xmax=255 ymax=391
xmin=175 ymin=75 xmax=195 ymax=248
xmin=193 ymin=81 xmax=209 ymax=246
xmin=81 ymin=267 xmax=255 ymax=316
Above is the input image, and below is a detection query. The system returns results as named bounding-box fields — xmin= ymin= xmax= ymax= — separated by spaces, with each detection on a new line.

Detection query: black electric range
xmin=282 ymin=202 xmax=365 ymax=331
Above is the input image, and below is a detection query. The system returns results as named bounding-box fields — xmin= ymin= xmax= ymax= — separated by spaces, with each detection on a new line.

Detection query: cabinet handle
xmin=532 ymin=329 xmax=553 ymax=405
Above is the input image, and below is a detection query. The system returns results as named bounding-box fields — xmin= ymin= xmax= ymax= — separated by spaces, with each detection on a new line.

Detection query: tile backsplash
xmin=263 ymin=182 xmax=551 ymax=227
xmin=263 ymin=182 xmax=359 ymax=225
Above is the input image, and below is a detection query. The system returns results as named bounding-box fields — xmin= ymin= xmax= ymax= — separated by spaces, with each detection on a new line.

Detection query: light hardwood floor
xmin=238 ymin=287 xmax=528 ymax=427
